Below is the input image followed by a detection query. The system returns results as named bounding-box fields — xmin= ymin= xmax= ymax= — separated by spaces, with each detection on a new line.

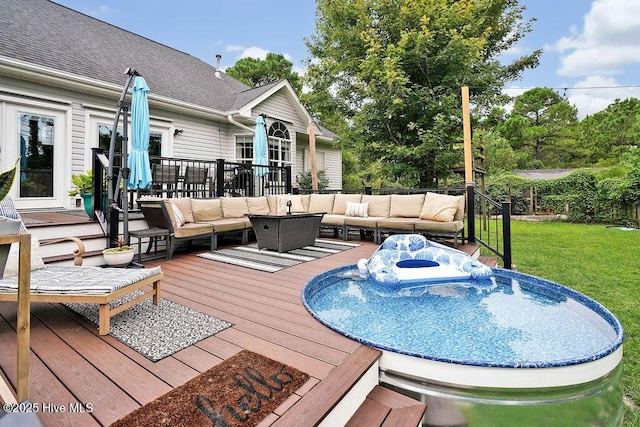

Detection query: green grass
xmin=502 ymin=221 xmax=639 ymax=426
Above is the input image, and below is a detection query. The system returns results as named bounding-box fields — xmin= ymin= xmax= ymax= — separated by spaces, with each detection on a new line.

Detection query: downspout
xmin=227 ymin=114 xmax=255 ymax=133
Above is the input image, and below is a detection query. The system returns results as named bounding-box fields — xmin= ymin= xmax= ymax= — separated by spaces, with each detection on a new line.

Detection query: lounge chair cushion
xmin=0 ymin=265 xmax=162 ymax=295
xmin=420 ymin=192 xmax=462 ymax=222
xmin=4 ymin=236 xmax=46 ymax=277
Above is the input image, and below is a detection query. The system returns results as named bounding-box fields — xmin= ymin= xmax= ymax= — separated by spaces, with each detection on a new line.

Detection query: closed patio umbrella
xmin=253 ymin=115 xmax=269 ymax=178
xmin=128 ymin=76 xmax=152 ymax=190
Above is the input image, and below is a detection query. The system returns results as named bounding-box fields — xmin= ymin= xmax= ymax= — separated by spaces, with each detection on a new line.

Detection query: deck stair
xmin=274 ymin=345 xmax=426 ymax=427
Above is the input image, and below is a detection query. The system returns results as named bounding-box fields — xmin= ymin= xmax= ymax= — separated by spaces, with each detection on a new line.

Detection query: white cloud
xmin=567 ymin=75 xmax=640 ymax=117
xmin=554 ymin=0 xmax=640 ymax=77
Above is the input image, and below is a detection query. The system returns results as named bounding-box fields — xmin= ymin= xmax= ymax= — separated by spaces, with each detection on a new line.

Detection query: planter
xmin=0 ymin=217 xmax=23 ymax=279
xmin=102 ymin=248 xmax=135 ymax=267
xmin=81 ymin=193 xmax=93 ymax=218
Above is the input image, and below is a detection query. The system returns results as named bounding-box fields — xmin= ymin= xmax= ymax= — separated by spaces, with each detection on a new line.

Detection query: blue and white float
xmin=358 ymin=234 xmax=493 ymax=286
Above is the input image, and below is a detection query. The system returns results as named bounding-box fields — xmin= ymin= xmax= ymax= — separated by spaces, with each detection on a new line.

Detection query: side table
xmin=129 ymin=227 xmax=171 ymax=262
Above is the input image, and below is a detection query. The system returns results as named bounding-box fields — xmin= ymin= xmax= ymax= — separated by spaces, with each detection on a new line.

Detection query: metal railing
xmin=467 ymin=186 xmax=512 ymax=269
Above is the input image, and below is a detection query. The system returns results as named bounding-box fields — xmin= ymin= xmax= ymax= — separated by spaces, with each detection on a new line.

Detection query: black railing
xmin=89 ymin=151 xmax=294 ymax=213
xmin=468 ymin=186 xmax=512 ymax=269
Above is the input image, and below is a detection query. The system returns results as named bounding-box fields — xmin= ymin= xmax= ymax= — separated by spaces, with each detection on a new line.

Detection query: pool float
xmin=357 ymin=234 xmax=492 ymax=286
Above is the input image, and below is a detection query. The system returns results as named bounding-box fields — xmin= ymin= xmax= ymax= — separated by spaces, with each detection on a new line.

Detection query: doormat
xmin=110 ymin=350 xmax=310 ymax=427
xmin=64 ymin=291 xmax=232 ymax=362
xmin=197 ymin=239 xmax=360 ymax=272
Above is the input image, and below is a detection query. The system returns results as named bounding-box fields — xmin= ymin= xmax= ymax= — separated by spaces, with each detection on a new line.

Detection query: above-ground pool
xmin=303 ymin=265 xmax=624 ymax=426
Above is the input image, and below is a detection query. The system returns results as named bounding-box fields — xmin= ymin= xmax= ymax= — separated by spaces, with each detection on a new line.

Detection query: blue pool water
xmin=303 ymin=266 xmax=623 ymax=368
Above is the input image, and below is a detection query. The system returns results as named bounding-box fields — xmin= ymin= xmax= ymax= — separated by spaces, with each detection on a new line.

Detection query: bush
xmin=296 ymin=170 xmax=330 ymax=190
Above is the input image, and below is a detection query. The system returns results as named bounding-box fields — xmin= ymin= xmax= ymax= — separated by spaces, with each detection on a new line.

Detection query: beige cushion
xmin=332 ymin=194 xmax=362 ymax=215
xmin=301 ymin=194 xmax=311 ymax=212
xmin=321 ymin=214 xmax=346 ymax=226
xmin=170 ymin=203 xmax=186 ymax=226
xmin=345 ymin=201 xmax=369 ymax=217
xmin=389 ymin=194 xmax=425 ymax=218
xmin=420 ymin=192 xmax=462 ymax=222
xmin=247 ymin=197 xmax=271 ymax=215
xmin=173 ymin=222 xmax=214 ymax=239
xmin=275 ymin=195 xmax=305 ymax=214
xmin=377 ymin=217 xmax=416 ymax=231
xmin=362 ymin=195 xmax=391 ymax=217
xmin=4 ymin=236 xmax=46 ymax=277
xmin=169 ymin=197 xmax=194 ymax=223
xmin=220 ymin=197 xmax=249 ymax=218
xmin=454 ymin=195 xmax=466 ymax=221
xmin=191 ymin=199 xmax=223 ymax=222
xmin=308 ymin=194 xmax=335 ymax=213
xmin=414 ymin=219 xmax=464 ymax=233
xmin=162 ymin=200 xmax=180 ymax=229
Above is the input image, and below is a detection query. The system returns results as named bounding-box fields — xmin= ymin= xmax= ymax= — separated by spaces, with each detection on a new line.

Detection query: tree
xmin=226 ymin=53 xmax=303 ymax=94
xmin=499 ymin=88 xmax=578 ymax=168
xmin=577 ymin=98 xmax=640 ymax=165
xmin=304 ymin=0 xmax=540 ymax=187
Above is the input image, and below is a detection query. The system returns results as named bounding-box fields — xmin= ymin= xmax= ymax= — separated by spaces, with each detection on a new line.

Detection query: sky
xmin=51 ymin=0 xmax=640 ymax=119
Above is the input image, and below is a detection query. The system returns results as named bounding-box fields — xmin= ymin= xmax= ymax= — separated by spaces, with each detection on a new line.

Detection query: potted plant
xmin=102 ymin=236 xmax=135 ymax=267
xmin=68 ymin=170 xmax=94 ymax=217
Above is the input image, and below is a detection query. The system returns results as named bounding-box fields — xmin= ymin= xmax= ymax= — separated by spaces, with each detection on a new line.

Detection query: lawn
xmin=504 ymin=221 xmax=639 ymax=426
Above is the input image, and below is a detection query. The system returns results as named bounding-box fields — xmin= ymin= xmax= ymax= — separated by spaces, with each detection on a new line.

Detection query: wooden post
xmin=462 ymin=86 xmax=474 ymax=186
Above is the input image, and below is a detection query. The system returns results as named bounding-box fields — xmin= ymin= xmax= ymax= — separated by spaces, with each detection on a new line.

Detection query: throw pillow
xmin=420 ymin=192 xmax=460 ymax=222
xmin=345 ymin=201 xmax=369 ymax=217
xmin=170 ymin=202 xmax=186 ymax=226
xmin=4 ymin=236 xmax=46 ymax=277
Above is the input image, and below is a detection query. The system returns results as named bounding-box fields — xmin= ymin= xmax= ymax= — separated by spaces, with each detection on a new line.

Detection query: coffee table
xmin=248 ymin=213 xmax=325 ymax=252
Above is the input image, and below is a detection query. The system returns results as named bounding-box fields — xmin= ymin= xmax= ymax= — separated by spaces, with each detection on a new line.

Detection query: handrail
xmin=468 ymin=186 xmax=512 ymax=269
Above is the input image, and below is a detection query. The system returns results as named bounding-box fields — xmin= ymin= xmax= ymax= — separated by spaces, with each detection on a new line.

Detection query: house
xmin=0 ymin=0 xmax=339 ymax=211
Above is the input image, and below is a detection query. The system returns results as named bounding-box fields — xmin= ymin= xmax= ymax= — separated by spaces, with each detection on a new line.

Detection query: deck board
xmin=0 ymin=237 xmax=379 ymax=426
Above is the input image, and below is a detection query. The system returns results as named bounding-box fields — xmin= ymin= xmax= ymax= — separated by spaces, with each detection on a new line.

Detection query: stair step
xmin=273 ymin=345 xmax=381 ymax=426
xmin=478 ymin=255 xmax=499 ymax=267
xmin=345 ymin=385 xmax=426 ymax=427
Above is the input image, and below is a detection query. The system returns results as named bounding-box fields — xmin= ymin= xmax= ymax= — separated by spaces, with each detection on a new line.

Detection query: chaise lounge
xmin=0 ymin=198 xmax=163 ymax=335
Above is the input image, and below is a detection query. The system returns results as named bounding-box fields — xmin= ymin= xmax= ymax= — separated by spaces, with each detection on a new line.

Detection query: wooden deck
xmin=0 ymin=237 xmax=383 ymax=426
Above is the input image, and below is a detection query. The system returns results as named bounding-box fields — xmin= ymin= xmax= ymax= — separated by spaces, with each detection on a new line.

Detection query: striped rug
xmin=197 ymin=239 xmax=360 ymax=272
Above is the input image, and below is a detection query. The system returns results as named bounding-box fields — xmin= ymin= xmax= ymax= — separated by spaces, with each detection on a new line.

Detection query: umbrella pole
xmin=107 ymin=68 xmax=139 ymax=247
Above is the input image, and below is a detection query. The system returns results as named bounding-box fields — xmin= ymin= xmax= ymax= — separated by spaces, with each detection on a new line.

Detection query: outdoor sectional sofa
xmin=138 ymin=191 xmax=466 ymax=258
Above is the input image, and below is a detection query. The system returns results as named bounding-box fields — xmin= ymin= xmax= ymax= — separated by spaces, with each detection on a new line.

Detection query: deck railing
xmin=467 ymin=186 xmax=512 ymax=269
xmin=90 ymin=149 xmax=512 ymax=267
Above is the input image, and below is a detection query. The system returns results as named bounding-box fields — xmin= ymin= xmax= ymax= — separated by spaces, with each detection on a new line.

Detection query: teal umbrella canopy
xmin=128 ymin=76 xmax=152 ymax=189
xmin=253 ymin=115 xmax=269 ymax=177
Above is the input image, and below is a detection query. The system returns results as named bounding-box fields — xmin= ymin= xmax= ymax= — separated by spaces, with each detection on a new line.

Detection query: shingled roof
xmin=0 ymin=0 xmax=264 ymax=112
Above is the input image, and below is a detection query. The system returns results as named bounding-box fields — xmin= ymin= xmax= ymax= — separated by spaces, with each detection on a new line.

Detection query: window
xmin=98 ymin=124 xmax=162 ymax=167
xmin=235 ymin=135 xmax=253 ymax=163
xmin=268 ymin=122 xmax=292 ymax=184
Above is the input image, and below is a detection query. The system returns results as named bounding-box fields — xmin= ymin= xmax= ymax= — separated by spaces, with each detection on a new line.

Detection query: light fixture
xmin=174 ymin=129 xmax=183 ymax=137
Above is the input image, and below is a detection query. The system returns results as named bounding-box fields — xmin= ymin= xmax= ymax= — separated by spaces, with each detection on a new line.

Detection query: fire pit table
xmin=248 ymin=213 xmax=325 ymax=252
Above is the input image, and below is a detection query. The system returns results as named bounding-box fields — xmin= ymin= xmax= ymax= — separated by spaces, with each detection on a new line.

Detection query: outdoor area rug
xmin=110 ymin=349 xmax=310 ymax=427
xmin=197 ymin=239 xmax=361 ymax=272
xmin=64 ymin=291 xmax=232 ymax=362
